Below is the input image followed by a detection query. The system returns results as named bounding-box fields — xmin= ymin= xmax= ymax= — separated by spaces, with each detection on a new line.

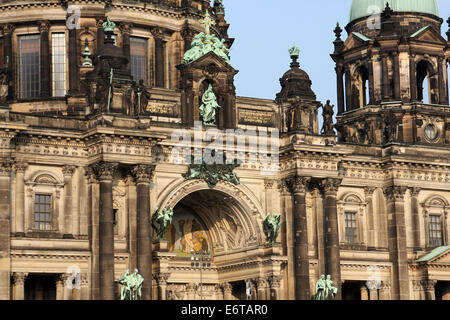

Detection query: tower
xmin=332 ymin=0 xmax=450 ymax=146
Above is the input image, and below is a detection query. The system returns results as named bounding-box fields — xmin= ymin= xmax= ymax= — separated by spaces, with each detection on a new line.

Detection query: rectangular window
xmin=130 ymin=37 xmax=147 ymax=85
xmin=34 ymin=194 xmax=52 ymax=231
xmin=51 ymin=33 xmax=66 ymax=97
xmin=19 ymin=34 xmax=40 ymax=99
xmin=429 ymin=215 xmax=442 ymax=247
xmin=345 ymin=212 xmax=357 ymax=244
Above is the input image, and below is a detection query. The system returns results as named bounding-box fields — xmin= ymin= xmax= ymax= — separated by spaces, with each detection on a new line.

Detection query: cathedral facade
xmin=0 ymin=0 xmax=449 ymax=300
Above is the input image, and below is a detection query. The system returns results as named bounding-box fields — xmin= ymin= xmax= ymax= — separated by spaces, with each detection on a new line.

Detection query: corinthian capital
xmin=90 ymin=162 xmax=119 ymax=181
xmin=156 ymin=272 xmax=171 ymax=286
xmin=320 ymin=178 xmax=342 ymax=194
xmin=13 ymin=161 xmax=28 ymax=173
xmin=13 ymin=272 xmax=28 ymax=285
xmin=383 ymin=186 xmax=407 ymax=202
xmin=118 ymin=22 xmax=132 ymax=34
xmin=150 ymin=27 xmax=165 ymax=39
xmin=285 ymin=176 xmax=311 ymax=194
xmin=38 ymin=20 xmax=50 ymax=33
xmin=62 ymin=165 xmax=76 ymax=177
xmin=0 ymin=159 xmax=12 ymax=176
xmin=131 ymin=164 xmax=155 ymax=183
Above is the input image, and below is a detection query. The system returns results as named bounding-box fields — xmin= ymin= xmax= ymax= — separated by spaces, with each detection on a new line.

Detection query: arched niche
xmin=416 ymin=59 xmax=439 ymax=104
xmin=156 ymin=179 xmax=264 ymax=258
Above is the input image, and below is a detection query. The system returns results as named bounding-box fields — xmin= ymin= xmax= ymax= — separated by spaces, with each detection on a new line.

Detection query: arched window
xmin=417 ymin=60 xmax=438 ymax=104
xmin=337 ymin=192 xmax=367 ymax=247
xmin=421 ymin=196 xmax=449 ymax=248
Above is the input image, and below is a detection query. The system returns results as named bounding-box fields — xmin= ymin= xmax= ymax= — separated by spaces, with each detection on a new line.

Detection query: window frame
xmin=33 ymin=193 xmax=52 ymax=232
xmin=18 ymin=33 xmax=41 ymax=99
xmin=344 ymin=211 xmax=358 ymax=244
xmin=50 ymin=31 xmax=67 ymax=97
xmin=130 ymin=36 xmax=148 ymax=86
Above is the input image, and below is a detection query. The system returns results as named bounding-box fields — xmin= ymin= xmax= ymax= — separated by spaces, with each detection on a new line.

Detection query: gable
xmin=343 ymin=33 xmax=370 ymax=51
xmin=410 ymin=26 xmax=447 ymax=44
xmin=186 ymin=51 xmax=237 ymax=74
xmin=417 ymin=246 xmax=450 ymax=264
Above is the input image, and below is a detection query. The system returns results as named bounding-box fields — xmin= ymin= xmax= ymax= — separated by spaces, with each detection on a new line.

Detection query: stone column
xmin=256 ymin=277 xmax=267 ymax=300
xmin=0 ymin=161 xmax=11 ymax=300
xmin=335 ymin=65 xmax=345 ymax=114
xmin=381 ymin=53 xmax=390 ymax=100
xmin=425 ymin=280 xmax=437 ymax=300
xmin=367 ymin=53 xmax=375 ymax=104
xmin=38 ymin=21 xmax=51 ymax=99
xmin=187 ymin=283 xmax=197 ymax=300
xmin=360 ymin=285 xmax=369 ymax=300
xmin=92 ymin=162 xmax=118 ymax=300
xmin=80 ymin=274 xmax=89 ymax=300
xmin=364 ymin=187 xmax=376 ymax=248
xmin=222 ymin=282 xmax=232 ymax=300
xmin=320 ymin=178 xmax=342 ymax=300
xmin=56 ymin=275 xmax=64 ymax=300
xmin=379 ymin=281 xmax=391 ymax=300
xmin=152 ymin=28 xmax=165 ymax=88
xmin=392 ymin=51 xmax=400 ymax=100
xmin=156 ymin=273 xmax=170 ymax=300
xmin=268 ymin=275 xmax=282 ymax=300
xmin=409 ymin=53 xmax=417 ymax=102
xmin=68 ymin=20 xmax=79 ymax=96
xmin=96 ymin=17 xmax=105 ymax=52
xmin=383 ymin=186 xmax=409 ymax=300
xmin=369 ymin=287 xmax=378 ymax=300
xmin=3 ymin=24 xmax=15 ymax=99
xmin=119 ymin=23 xmax=132 ymax=73
xmin=62 ymin=274 xmax=73 ymax=300
xmin=438 ymin=57 xmax=447 ymax=105
xmin=410 ymin=187 xmax=422 ymax=251
xmin=344 ymin=68 xmax=352 ymax=112
xmin=86 ymin=167 xmax=100 ymax=299
xmin=62 ymin=166 xmax=76 ymax=239
xmin=132 ymin=164 xmax=155 ymax=300
xmin=286 ymin=176 xmax=311 ymax=300
xmin=13 ymin=162 xmax=28 ymax=236
xmin=12 ymin=272 xmax=27 ymax=300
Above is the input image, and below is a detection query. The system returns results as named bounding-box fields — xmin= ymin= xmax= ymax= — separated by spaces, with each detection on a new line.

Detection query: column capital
xmin=156 ymin=272 xmax=170 ymax=286
xmin=410 ymin=187 xmax=422 ymax=198
xmin=425 ymin=280 xmax=437 ymax=291
xmin=256 ymin=277 xmax=268 ymax=288
xmin=118 ymin=22 xmax=133 ymax=34
xmin=1 ymin=23 xmax=14 ymax=35
xmin=13 ymin=161 xmax=28 ymax=173
xmin=150 ymin=27 xmax=165 ymax=39
xmin=12 ymin=272 xmax=28 ymax=285
xmin=0 ymin=159 xmax=12 ymax=176
xmin=268 ymin=275 xmax=282 ymax=289
xmin=38 ymin=20 xmax=50 ymax=33
xmin=131 ymin=164 xmax=155 ymax=184
xmin=95 ymin=16 xmax=106 ymax=27
xmin=221 ymin=282 xmax=232 ymax=293
xmin=264 ymin=179 xmax=274 ymax=190
xmin=383 ymin=186 xmax=407 ymax=202
xmin=186 ymin=282 xmax=197 ymax=292
xmin=285 ymin=176 xmax=311 ymax=194
xmin=62 ymin=165 xmax=76 ymax=177
xmin=319 ymin=178 xmax=342 ymax=194
xmin=85 ymin=166 xmax=97 ymax=184
xmin=364 ymin=186 xmax=376 ymax=197
xmin=90 ymin=162 xmax=119 ymax=181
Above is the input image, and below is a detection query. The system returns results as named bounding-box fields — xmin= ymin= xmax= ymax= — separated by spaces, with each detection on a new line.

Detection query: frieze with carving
xmin=183 ymin=157 xmax=240 ymax=189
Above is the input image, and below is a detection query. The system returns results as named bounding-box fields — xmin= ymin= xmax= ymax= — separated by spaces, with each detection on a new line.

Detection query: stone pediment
xmin=416 ymin=246 xmax=450 ymax=265
xmin=343 ymin=33 xmax=370 ymax=51
xmin=179 ymin=51 xmax=238 ymax=75
xmin=409 ymin=26 xmax=447 ymax=44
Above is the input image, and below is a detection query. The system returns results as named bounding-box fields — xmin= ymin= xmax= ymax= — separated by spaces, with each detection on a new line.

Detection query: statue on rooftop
xmin=321 ymin=100 xmax=335 ymax=135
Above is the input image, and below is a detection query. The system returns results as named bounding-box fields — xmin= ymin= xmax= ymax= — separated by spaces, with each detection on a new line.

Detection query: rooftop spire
xmin=288 ymin=43 xmax=300 ymax=68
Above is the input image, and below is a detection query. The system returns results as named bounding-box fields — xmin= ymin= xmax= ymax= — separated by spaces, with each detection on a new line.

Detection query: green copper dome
xmin=349 ymin=0 xmax=439 ymax=22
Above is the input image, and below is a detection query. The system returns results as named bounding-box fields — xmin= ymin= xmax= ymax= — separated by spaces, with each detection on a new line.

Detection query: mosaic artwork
xmin=164 ymin=211 xmax=210 ymax=257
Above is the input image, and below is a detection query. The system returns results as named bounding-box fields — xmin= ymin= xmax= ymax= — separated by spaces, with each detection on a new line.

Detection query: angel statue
xmin=262 ymin=213 xmax=281 ymax=245
xmin=151 ymin=207 xmax=174 ymax=240
xmin=199 ymin=84 xmax=221 ymax=126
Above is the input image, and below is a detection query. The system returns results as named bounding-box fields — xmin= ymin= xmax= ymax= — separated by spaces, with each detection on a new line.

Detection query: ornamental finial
xmin=102 ymin=17 xmax=116 ymax=33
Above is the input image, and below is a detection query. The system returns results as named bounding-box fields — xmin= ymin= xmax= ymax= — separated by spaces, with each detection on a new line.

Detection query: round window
xmin=425 ymin=124 xmax=438 ymax=141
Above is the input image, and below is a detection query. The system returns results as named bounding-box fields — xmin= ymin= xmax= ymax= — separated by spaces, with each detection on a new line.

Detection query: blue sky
xmin=225 ymin=0 xmax=450 ymax=104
